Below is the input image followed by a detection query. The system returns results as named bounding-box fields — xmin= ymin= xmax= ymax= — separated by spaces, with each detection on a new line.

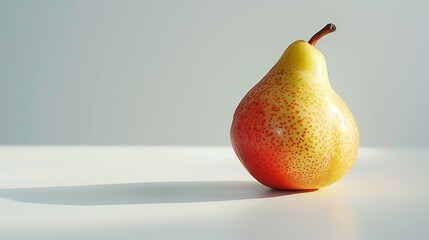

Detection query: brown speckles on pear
xmin=231 ymin=38 xmax=359 ymax=190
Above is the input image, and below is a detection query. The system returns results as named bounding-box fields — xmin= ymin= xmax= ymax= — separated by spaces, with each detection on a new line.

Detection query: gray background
xmin=0 ymin=0 xmax=427 ymax=147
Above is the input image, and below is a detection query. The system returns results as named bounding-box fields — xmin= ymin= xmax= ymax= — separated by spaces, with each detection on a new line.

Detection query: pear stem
xmin=308 ymin=23 xmax=336 ymax=46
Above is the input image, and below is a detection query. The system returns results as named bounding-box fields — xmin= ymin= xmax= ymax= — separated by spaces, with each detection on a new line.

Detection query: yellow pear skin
xmin=231 ymin=24 xmax=359 ymax=190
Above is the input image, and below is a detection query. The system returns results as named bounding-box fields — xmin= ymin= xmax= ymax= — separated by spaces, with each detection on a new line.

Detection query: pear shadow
xmin=0 ymin=181 xmax=316 ymax=206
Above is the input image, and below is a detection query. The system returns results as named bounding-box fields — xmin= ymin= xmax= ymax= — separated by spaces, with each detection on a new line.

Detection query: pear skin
xmin=230 ymin=24 xmax=359 ymax=190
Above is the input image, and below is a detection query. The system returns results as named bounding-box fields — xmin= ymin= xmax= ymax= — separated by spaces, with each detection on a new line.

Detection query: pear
xmin=230 ymin=23 xmax=359 ymax=190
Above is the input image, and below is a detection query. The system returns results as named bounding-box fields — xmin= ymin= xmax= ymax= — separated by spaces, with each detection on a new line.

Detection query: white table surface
xmin=0 ymin=146 xmax=428 ymax=240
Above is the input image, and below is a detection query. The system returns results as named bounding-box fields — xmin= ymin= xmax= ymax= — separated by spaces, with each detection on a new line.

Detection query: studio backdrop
xmin=0 ymin=0 xmax=427 ymax=147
